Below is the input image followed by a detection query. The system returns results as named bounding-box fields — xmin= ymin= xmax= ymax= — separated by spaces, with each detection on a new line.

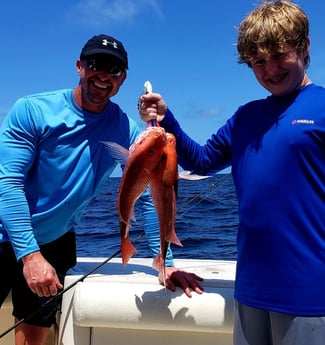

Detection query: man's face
xmin=76 ymin=55 xmax=126 ymax=112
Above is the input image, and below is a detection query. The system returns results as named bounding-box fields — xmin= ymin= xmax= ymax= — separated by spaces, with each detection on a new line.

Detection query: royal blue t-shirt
xmin=161 ymin=84 xmax=325 ymax=315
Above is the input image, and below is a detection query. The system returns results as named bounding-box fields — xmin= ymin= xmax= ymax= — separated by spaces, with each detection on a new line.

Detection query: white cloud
xmin=65 ymin=0 xmax=163 ymax=28
xmin=195 ymin=107 xmax=221 ymax=118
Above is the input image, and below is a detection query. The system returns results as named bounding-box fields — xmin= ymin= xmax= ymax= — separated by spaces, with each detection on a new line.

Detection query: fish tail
xmin=153 ymin=254 xmax=167 ymax=287
xmin=161 ymin=265 xmax=166 ymax=290
xmin=121 ymin=237 xmax=137 ymax=267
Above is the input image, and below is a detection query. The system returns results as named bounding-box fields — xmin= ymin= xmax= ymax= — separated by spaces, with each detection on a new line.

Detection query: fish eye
xmin=148 ymin=148 xmax=156 ymax=156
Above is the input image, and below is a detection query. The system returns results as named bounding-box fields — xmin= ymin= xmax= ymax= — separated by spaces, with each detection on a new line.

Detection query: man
xmin=139 ymin=1 xmax=325 ymax=344
xmin=0 ymin=34 xmax=203 ymax=345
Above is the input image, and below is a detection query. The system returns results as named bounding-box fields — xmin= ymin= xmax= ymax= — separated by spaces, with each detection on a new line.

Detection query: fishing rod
xmin=0 ymin=231 xmax=145 ymax=339
xmin=1 ymin=174 xmax=231 ymax=338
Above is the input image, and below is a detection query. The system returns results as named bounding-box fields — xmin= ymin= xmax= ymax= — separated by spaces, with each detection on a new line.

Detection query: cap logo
xmin=102 ymin=39 xmax=118 ymax=49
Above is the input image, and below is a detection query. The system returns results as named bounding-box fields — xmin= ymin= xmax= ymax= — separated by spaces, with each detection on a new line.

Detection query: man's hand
xmin=160 ymin=266 xmax=204 ymax=298
xmin=138 ymin=93 xmax=167 ymax=124
xmin=22 ymin=251 xmax=63 ymax=297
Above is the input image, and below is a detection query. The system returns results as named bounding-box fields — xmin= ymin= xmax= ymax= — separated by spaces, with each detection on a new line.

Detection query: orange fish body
xmin=150 ymin=133 xmax=182 ymax=276
xmin=118 ymin=126 xmax=167 ymax=266
xmin=102 ymin=126 xmax=209 ymax=271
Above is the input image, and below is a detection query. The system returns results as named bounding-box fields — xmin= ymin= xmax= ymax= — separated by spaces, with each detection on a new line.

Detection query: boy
xmin=139 ymin=1 xmax=325 ymax=344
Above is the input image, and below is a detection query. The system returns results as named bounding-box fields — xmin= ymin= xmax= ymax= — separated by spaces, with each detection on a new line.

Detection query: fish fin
xmin=152 ymin=254 xmax=160 ymax=271
xmin=178 ymin=171 xmax=211 ymax=180
xmin=153 ymin=254 xmax=166 ymax=287
xmin=101 ymin=141 xmax=130 ymax=165
xmin=174 ymin=180 xmax=179 ymax=198
xmin=131 ymin=209 xmax=136 ymax=222
xmin=168 ymin=232 xmax=183 ymax=247
xmin=120 ymin=208 xmax=136 ymax=223
xmin=119 ymin=218 xmax=132 ymax=228
xmin=121 ymin=237 xmax=137 ymax=267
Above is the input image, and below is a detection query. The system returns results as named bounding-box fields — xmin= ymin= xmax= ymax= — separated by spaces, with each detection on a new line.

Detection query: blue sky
xmin=1 ymin=0 xmax=325 ymax=147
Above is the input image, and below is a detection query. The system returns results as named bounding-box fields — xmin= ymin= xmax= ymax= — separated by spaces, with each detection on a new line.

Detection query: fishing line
xmin=176 ymin=173 xmax=231 ymax=218
xmin=0 ymin=231 xmax=145 ymax=339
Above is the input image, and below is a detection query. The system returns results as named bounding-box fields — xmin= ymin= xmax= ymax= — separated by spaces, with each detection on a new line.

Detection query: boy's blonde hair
xmin=237 ymin=0 xmax=310 ymax=68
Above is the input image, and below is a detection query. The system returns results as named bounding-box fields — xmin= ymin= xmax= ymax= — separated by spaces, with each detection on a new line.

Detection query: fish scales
xmin=102 ymin=125 xmax=207 ymax=272
xmin=117 ymin=126 xmax=168 ymax=266
xmin=150 ymin=132 xmax=182 ymax=276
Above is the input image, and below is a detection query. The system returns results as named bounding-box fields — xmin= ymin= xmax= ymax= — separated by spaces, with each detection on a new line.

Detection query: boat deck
xmin=0 ymin=258 xmax=236 ymax=345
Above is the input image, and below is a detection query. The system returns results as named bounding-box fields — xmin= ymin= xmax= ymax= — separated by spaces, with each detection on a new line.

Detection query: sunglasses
xmin=85 ymin=58 xmax=125 ymax=77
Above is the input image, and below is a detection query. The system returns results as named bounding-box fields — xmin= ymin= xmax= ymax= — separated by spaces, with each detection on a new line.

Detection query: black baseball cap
xmin=80 ymin=34 xmax=128 ymax=68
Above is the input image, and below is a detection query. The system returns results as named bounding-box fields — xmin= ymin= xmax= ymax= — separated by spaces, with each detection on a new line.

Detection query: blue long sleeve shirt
xmin=161 ymin=83 xmax=325 ymax=315
xmin=0 ymin=88 xmax=173 ymax=265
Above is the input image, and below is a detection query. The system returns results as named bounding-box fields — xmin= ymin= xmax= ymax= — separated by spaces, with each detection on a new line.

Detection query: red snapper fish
xmin=149 ymin=132 xmax=182 ymax=280
xmin=102 ymin=127 xmax=209 ymax=271
xmin=103 ymin=126 xmax=168 ymax=266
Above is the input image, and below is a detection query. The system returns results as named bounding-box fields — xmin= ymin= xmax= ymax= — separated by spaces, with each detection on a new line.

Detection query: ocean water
xmin=76 ymin=173 xmax=239 ymax=261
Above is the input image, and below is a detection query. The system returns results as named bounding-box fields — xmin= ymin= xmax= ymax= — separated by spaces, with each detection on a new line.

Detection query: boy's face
xmin=250 ymin=45 xmax=310 ymax=96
